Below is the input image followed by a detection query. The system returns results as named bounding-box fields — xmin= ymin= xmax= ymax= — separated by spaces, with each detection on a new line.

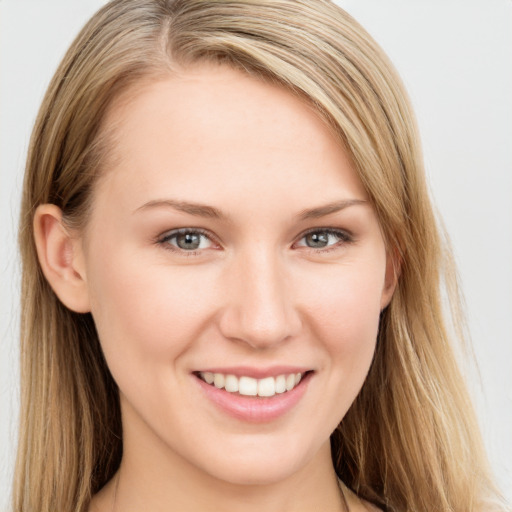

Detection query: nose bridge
xmin=219 ymin=246 xmax=300 ymax=348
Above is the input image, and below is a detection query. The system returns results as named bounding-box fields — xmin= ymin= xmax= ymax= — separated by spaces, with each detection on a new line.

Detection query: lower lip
xmin=194 ymin=373 xmax=311 ymax=423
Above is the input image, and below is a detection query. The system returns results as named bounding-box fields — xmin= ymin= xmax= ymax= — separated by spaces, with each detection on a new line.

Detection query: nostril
xmin=216 ymin=259 xmax=302 ymax=347
xmin=218 ymin=305 xmax=301 ymax=349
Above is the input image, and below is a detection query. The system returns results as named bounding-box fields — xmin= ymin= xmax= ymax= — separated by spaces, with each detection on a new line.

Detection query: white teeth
xmin=199 ymin=371 xmax=305 ymax=396
xmin=275 ymin=375 xmax=286 ymax=394
xmin=258 ymin=377 xmax=275 ymax=397
xmin=239 ymin=376 xmax=258 ymax=396
xmin=213 ymin=373 xmax=225 ymax=388
xmin=224 ymin=374 xmax=239 ymax=393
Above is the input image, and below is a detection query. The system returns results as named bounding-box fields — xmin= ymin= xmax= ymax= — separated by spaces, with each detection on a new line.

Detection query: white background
xmin=1 ymin=0 xmax=511 ymax=508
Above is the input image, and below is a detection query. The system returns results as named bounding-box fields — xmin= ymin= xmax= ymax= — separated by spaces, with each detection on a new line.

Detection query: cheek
xmin=86 ymin=248 xmax=220 ymax=378
xmin=298 ymin=259 xmax=384 ymax=367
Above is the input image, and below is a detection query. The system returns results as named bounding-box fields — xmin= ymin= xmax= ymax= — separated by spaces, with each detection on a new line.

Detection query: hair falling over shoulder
xmin=14 ymin=1 xmax=509 ymax=511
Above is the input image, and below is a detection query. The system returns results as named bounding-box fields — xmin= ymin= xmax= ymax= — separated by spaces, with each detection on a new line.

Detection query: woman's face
xmin=79 ymin=64 xmax=395 ymax=485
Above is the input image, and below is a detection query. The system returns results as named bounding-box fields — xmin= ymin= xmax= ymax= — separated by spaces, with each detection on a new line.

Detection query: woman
xmin=13 ymin=0 xmax=508 ymax=511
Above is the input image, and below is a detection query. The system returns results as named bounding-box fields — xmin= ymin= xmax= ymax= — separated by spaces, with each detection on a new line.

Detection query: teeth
xmin=275 ymin=375 xmax=286 ymax=394
xmin=213 ymin=373 xmax=225 ymax=389
xmin=224 ymin=374 xmax=239 ymax=393
xmin=199 ymin=371 xmax=305 ymax=397
xmin=258 ymin=377 xmax=275 ymax=397
xmin=239 ymin=376 xmax=258 ymax=396
xmin=203 ymin=372 xmax=214 ymax=384
xmin=285 ymin=374 xmax=295 ymax=391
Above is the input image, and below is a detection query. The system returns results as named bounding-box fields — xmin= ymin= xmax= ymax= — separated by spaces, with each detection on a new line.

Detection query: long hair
xmin=15 ymin=1 xmax=506 ymax=511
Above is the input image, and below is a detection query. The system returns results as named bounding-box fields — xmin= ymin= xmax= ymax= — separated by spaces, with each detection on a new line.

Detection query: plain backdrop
xmin=1 ymin=0 xmax=511 ymax=508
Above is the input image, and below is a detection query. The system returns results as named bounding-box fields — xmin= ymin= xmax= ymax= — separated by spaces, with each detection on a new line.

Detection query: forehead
xmin=91 ymin=63 xmax=367 ymax=217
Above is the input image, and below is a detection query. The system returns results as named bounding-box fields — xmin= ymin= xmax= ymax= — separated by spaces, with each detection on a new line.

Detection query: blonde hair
xmin=15 ymin=1 xmax=507 ymax=511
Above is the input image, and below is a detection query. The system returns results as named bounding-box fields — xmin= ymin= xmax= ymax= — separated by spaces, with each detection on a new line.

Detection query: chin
xmin=205 ymin=460 xmax=302 ymax=487
xmin=192 ymin=434 xmax=325 ymax=487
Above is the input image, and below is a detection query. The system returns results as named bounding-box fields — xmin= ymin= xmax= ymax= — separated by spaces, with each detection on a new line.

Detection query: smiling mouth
xmin=195 ymin=371 xmax=312 ymax=398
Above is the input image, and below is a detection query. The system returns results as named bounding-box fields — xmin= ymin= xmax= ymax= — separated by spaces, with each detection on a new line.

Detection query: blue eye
xmin=159 ymin=229 xmax=214 ymax=251
xmin=296 ymin=229 xmax=350 ymax=249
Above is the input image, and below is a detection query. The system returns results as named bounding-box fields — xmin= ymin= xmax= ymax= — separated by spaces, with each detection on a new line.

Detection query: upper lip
xmin=193 ymin=366 xmax=313 ymax=379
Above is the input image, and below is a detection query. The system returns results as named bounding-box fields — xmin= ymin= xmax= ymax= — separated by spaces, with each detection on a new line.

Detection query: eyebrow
xmin=135 ymin=199 xmax=226 ymax=219
xmin=135 ymin=198 xmax=367 ymax=221
xmin=297 ymin=199 xmax=367 ymax=220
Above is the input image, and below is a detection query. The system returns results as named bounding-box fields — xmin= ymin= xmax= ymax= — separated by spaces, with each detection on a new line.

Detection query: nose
xmin=218 ymin=249 xmax=302 ymax=349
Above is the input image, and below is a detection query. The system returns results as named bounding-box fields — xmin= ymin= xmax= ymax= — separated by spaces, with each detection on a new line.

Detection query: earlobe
xmin=33 ymin=204 xmax=91 ymax=313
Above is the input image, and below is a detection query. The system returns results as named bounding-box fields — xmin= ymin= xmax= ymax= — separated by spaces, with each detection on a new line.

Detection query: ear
xmin=33 ymin=204 xmax=91 ymax=313
xmin=380 ymin=247 xmax=401 ymax=310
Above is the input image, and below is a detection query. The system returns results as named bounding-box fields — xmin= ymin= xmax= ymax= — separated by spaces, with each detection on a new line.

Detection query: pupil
xmin=306 ymin=232 xmax=328 ymax=248
xmin=177 ymin=232 xmax=201 ymax=250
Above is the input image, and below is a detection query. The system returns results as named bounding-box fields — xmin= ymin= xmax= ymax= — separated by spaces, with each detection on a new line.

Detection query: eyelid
xmin=293 ymin=227 xmax=353 ymax=251
xmin=155 ymin=226 xmax=353 ymax=254
xmin=156 ymin=227 xmax=221 ymax=253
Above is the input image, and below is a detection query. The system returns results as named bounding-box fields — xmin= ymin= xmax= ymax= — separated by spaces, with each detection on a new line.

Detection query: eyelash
xmin=156 ymin=228 xmax=218 ymax=256
xmin=156 ymin=227 xmax=353 ymax=256
xmin=294 ymin=228 xmax=353 ymax=253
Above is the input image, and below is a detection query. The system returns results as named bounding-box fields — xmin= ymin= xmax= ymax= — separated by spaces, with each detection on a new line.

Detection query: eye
xmin=295 ymin=229 xmax=351 ymax=250
xmin=158 ymin=228 xmax=216 ymax=252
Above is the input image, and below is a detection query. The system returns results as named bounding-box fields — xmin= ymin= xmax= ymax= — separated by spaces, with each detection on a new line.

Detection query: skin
xmin=35 ymin=63 xmax=393 ymax=511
